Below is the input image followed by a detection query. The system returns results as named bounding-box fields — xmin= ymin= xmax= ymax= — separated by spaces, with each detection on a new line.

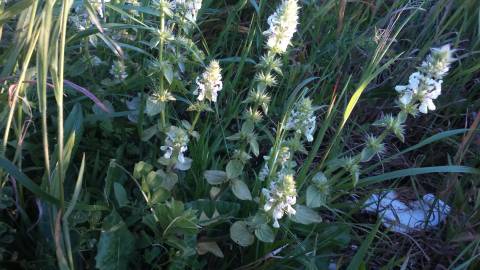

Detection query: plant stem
xmin=158 ymin=3 xmax=166 ymax=129
xmin=39 ymin=0 xmax=52 ymax=180
xmin=57 ymin=0 xmax=73 ymax=212
xmin=1 ymin=31 xmax=40 ymax=158
xmin=190 ymin=110 xmax=201 ymax=132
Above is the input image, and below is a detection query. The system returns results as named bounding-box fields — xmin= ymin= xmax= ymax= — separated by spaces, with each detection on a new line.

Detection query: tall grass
xmin=0 ymin=0 xmax=479 ymax=269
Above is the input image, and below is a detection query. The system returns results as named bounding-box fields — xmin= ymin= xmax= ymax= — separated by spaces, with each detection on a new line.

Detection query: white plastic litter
xmin=363 ymin=191 xmax=451 ymax=233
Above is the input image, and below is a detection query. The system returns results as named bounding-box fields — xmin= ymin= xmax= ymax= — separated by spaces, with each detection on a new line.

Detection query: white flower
xmin=260 ymin=146 xmax=297 ymax=228
xmin=109 ymin=61 xmax=128 ymax=81
xmin=259 ymin=163 xmax=269 ymax=181
xmin=262 ymin=174 xmax=297 ymax=228
xmin=173 ymin=0 xmax=202 ymax=23
xmin=264 ymin=0 xmax=299 ymax=54
xmin=161 ymin=126 xmax=192 ymax=170
xmin=395 ymin=45 xmax=454 ymax=114
xmin=194 ymin=60 xmax=223 ymax=102
xmin=285 ymin=97 xmax=316 ymax=142
xmin=421 ymin=44 xmax=455 ymax=79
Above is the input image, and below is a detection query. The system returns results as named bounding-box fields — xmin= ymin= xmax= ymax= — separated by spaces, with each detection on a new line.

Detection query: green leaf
xmin=226 ymin=132 xmax=241 ymax=141
xmin=365 ymin=129 xmax=477 ymax=173
xmin=226 ymin=160 xmax=243 ymax=179
xmin=113 ymin=183 xmax=129 ymax=208
xmin=145 ymin=97 xmax=164 ymax=117
xmin=291 ymin=205 xmax=322 ymax=225
xmin=230 ymin=221 xmax=254 ymax=247
xmin=306 ymin=185 xmax=325 ymax=208
xmin=231 ymin=180 xmax=252 ymax=201
xmin=248 ymin=0 xmax=260 ymax=14
xmin=0 ymin=157 xmax=59 ymax=206
xmin=249 ymin=137 xmax=259 ymax=157
xmin=95 ymin=211 xmax=135 ymax=270
xmin=159 ymin=171 xmax=178 ymax=191
xmin=186 ymin=199 xmax=240 ymax=220
xmin=49 ymin=103 xmax=84 ymax=176
xmin=64 ymin=155 xmax=86 ymax=219
xmin=346 ymin=219 xmax=382 ymax=270
xmin=254 ymin=224 xmax=275 ymax=243
xmin=360 ymin=147 xmax=377 ymax=162
xmin=197 ymin=241 xmax=224 ymax=258
xmin=204 ymin=170 xmax=228 ymax=185
xmin=104 ymin=160 xmax=125 ymax=201
xmin=359 ymin=166 xmax=480 ymax=187
xmin=141 ymin=124 xmax=160 ymax=141
xmin=134 ymin=161 xmax=153 ymax=179
xmin=156 ymin=200 xmax=199 ymax=236
xmin=150 ymin=187 xmax=169 ymax=204
xmin=0 ymin=0 xmax=35 ymax=24
xmin=162 ymin=62 xmax=174 ymax=84
xmin=241 ymin=121 xmax=254 ymax=134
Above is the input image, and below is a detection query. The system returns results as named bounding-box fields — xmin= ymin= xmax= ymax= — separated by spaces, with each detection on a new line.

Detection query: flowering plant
xmin=0 ymin=0 xmax=477 ymax=269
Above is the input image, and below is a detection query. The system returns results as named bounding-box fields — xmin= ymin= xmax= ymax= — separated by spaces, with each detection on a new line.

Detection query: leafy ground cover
xmin=0 ymin=0 xmax=479 ymax=269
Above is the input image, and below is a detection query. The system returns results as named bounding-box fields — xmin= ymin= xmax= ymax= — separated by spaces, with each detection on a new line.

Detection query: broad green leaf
xmin=306 ymin=185 xmax=325 ymax=208
xmin=145 ymin=97 xmax=164 ymax=116
xmin=308 ymin=172 xmax=329 ymax=208
xmin=197 ymin=241 xmax=224 ymax=258
xmin=249 ymin=138 xmax=259 ymax=157
xmin=141 ymin=124 xmax=159 ymax=142
xmin=95 ymin=211 xmax=134 ymax=270
xmin=231 ymin=180 xmax=252 ymax=201
xmin=254 ymin=224 xmax=275 ymax=243
xmin=204 ymin=170 xmax=228 ymax=185
xmin=226 ymin=160 xmax=243 ymax=179
xmin=230 ymin=221 xmax=254 ymax=247
xmin=162 ymin=62 xmax=174 ymax=84
xmin=291 ymin=205 xmax=322 ymax=225
xmin=104 ymin=160 xmax=125 ymax=201
xmin=160 ymin=171 xmax=178 ymax=191
xmin=113 ymin=183 xmax=129 ymax=207
xmin=156 ymin=200 xmax=199 ymax=236
xmin=150 ymin=187 xmax=169 ymax=204
xmin=133 ymin=161 xmax=153 ymax=179
xmin=241 ymin=121 xmax=254 ymax=134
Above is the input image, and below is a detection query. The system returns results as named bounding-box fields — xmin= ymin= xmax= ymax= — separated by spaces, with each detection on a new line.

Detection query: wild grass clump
xmin=0 ymin=0 xmax=479 ymax=269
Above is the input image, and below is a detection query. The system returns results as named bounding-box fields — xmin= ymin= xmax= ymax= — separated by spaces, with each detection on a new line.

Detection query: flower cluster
xmin=260 ymin=146 xmax=298 ymax=227
xmin=110 ymin=61 xmax=128 ymax=81
xmin=264 ymin=0 xmax=299 ymax=54
xmin=160 ymin=126 xmax=192 ymax=171
xmin=173 ymin=0 xmax=202 ymax=24
xmin=259 ymin=146 xmax=294 ymax=181
xmin=194 ymin=60 xmax=223 ymax=102
xmin=395 ymin=44 xmax=455 ymax=114
xmin=285 ymin=97 xmax=317 ymax=142
xmin=262 ymin=173 xmax=297 ymax=228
